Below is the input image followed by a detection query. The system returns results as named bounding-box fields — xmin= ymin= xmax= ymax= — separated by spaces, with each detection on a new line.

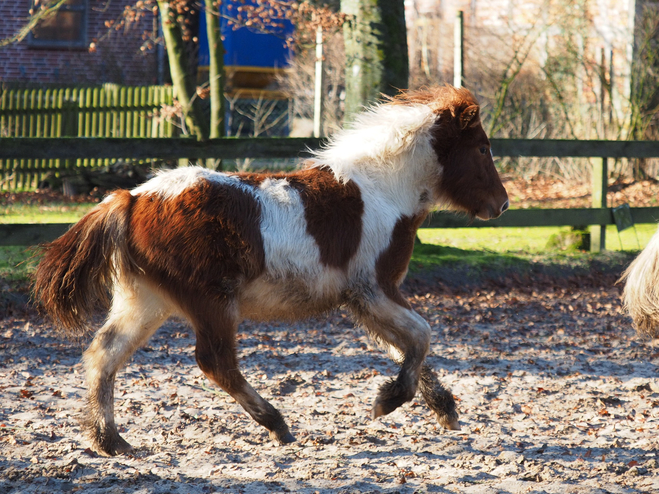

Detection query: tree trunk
xmin=158 ymin=0 xmax=209 ymax=141
xmin=205 ymin=0 xmax=225 ymax=140
xmin=341 ymin=0 xmax=409 ymax=123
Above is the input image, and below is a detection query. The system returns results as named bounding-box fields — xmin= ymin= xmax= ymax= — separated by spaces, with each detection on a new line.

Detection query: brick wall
xmin=0 ymin=1 xmax=159 ymax=85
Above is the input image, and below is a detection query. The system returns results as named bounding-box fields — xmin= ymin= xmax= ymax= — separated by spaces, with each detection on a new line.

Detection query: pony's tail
xmin=621 ymin=227 xmax=659 ymax=338
xmin=33 ymin=190 xmax=137 ymax=336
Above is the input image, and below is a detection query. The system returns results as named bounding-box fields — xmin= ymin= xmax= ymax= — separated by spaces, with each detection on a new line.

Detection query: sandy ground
xmin=2 ymin=279 xmax=659 ymax=493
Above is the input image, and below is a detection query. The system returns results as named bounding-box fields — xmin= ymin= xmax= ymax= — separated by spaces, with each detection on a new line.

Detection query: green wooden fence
xmin=0 ymin=85 xmax=174 ymax=190
xmin=1 ymin=137 xmax=659 ymax=249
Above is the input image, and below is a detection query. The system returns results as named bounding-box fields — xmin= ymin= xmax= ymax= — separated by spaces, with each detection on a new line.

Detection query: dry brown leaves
xmin=504 ymin=177 xmax=659 ymax=209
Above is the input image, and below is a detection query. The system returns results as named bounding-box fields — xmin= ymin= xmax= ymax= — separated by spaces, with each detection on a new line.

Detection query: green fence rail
xmin=0 ymin=85 xmax=174 ymax=190
xmin=1 ymin=137 xmax=659 ymax=249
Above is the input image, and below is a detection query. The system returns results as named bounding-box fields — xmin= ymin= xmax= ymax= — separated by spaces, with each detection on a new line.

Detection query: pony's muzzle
xmin=476 ymin=197 xmax=509 ymax=221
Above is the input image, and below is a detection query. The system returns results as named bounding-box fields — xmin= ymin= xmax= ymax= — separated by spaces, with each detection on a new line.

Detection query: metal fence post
xmin=590 ymin=157 xmax=608 ymax=252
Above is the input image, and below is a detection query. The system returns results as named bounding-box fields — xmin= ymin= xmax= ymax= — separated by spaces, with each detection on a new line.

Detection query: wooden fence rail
xmin=4 ymin=137 xmax=659 ymax=160
xmin=1 ymin=137 xmax=659 ymax=248
xmin=0 ymin=85 xmax=174 ymax=190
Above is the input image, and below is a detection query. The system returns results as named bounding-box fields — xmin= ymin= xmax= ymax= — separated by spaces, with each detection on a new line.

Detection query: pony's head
xmin=392 ymin=86 xmax=509 ymax=220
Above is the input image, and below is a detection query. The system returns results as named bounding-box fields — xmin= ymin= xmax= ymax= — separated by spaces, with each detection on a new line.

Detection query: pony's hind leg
xmin=83 ymin=278 xmax=170 ymax=456
xmin=349 ymin=293 xmax=459 ymax=428
xmin=188 ymin=301 xmax=295 ymax=445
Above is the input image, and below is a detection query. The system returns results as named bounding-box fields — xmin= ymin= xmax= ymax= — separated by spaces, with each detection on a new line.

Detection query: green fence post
xmin=590 ymin=157 xmax=608 ymax=252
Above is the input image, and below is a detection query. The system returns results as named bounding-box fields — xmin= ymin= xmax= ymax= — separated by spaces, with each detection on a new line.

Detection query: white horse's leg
xmin=83 ymin=278 xmax=170 ymax=456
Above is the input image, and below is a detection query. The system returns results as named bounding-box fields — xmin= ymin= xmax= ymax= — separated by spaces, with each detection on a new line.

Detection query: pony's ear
xmin=459 ymin=105 xmax=480 ymax=130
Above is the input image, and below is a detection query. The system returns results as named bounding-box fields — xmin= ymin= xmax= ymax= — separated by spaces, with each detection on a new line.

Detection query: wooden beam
xmin=4 ymin=137 xmax=659 ymax=160
xmin=421 ymin=208 xmax=619 ymax=229
xmin=490 ymin=139 xmax=659 ymax=158
xmin=0 ymin=137 xmax=326 ymax=160
xmin=590 ymin=157 xmax=608 ymax=252
xmin=0 ymin=223 xmax=71 ymax=246
xmin=4 ymin=207 xmax=659 ymax=246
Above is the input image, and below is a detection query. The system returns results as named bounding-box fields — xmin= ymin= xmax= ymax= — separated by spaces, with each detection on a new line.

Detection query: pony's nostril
xmin=500 ymin=200 xmax=509 ymax=213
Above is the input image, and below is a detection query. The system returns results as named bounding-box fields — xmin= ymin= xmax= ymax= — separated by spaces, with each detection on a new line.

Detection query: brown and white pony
xmin=34 ymin=85 xmax=509 ymax=456
xmin=622 ymin=226 xmax=659 ymax=337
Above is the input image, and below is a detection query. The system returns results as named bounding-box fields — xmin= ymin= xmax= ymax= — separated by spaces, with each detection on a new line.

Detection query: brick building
xmin=0 ymin=1 xmax=160 ymax=86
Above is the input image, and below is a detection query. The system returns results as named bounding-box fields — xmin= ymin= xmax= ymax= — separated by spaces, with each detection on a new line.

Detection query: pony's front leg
xmin=349 ymin=293 xmax=459 ymax=429
xmin=349 ymin=294 xmax=430 ymax=416
xmin=419 ymin=364 xmax=460 ymax=430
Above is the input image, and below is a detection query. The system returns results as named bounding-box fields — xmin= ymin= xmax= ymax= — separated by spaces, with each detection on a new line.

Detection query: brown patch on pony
xmin=128 ymin=178 xmax=266 ymax=308
xmin=33 ymin=190 xmax=137 ymax=334
xmin=375 ymin=213 xmax=428 ymax=308
xmin=287 ymin=167 xmax=364 ymax=269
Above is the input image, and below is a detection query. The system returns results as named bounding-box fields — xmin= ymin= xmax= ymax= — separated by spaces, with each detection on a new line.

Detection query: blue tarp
xmin=198 ymin=0 xmax=292 ymax=68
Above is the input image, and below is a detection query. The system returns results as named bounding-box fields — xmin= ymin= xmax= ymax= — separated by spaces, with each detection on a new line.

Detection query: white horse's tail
xmin=621 ymin=226 xmax=659 ymax=337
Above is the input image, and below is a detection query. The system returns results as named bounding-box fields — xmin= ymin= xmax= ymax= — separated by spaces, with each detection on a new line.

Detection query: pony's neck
xmin=342 ymin=141 xmax=439 ymax=218
xmin=311 ymin=102 xmax=440 ymax=218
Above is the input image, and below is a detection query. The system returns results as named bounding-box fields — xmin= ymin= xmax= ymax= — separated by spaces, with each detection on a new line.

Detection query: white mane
xmin=310 ymin=102 xmax=438 ymax=184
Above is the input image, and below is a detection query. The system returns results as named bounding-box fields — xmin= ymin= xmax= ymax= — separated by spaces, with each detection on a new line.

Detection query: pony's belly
xmin=238 ymin=273 xmax=344 ymax=321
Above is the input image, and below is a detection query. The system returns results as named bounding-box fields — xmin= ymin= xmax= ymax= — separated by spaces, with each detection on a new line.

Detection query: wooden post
xmin=600 ymin=47 xmax=606 ymax=137
xmin=590 ymin=157 xmax=608 ymax=252
xmin=453 ymin=11 xmax=463 ymax=88
xmin=313 ymin=27 xmax=324 ymax=138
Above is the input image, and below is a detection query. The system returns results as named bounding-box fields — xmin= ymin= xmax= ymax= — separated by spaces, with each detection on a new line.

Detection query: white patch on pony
xmin=239 ymin=177 xmax=346 ymax=319
xmin=361 ymin=295 xmax=432 ymax=360
xmin=257 ymin=177 xmax=319 ymax=277
xmin=130 ymin=166 xmax=246 ymax=199
xmin=312 ymin=103 xmax=438 ymax=182
xmin=84 ymin=277 xmax=171 ymax=401
xmin=312 ymin=102 xmax=440 ymax=221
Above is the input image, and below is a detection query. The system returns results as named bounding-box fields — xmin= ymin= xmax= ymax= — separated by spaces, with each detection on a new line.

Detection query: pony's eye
xmin=479 ymin=146 xmax=488 ymax=155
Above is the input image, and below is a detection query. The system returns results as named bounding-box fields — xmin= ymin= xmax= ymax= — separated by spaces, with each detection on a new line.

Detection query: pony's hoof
xmin=270 ymin=429 xmax=296 ymax=445
xmin=94 ymin=435 xmax=133 ymax=457
xmin=372 ymin=379 xmax=413 ymax=419
xmin=443 ymin=419 xmax=461 ymax=431
xmin=371 ymin=401 xmax=389 ymax=419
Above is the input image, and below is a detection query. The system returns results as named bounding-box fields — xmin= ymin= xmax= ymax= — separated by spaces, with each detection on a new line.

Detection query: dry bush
xmin=279 ymin=31 xmax=345 ymax=137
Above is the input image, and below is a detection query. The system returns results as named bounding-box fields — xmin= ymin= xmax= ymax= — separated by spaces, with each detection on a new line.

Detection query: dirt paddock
xmin=2 ymin=273 xmax=659 ymax=493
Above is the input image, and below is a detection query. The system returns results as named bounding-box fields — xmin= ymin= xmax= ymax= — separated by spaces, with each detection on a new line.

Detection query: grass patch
xmin=409 ymin=243 xmax=526 ymax=274
xmin=0 ymin=246 xmax=39 ymax=287
xmin=0 ymin=202 xmax=97 ymax=224
xmin=417 ymin=224 xmax=657 ymax=253
xmin=409 ymin=241 xmax=635 ymax=289
xmin=0 ymin=246 xmax=39 ymax=315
